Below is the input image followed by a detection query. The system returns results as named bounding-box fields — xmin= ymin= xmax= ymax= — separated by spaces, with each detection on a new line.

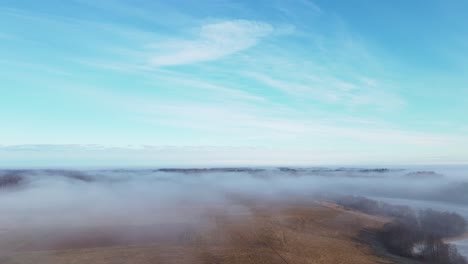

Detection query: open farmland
xmin=0 ymin=201 xmax=390 ymax=264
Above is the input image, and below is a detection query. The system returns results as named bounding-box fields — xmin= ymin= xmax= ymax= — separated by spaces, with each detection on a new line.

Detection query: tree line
xmin=336 ymin=196 xmax=467 ymax=264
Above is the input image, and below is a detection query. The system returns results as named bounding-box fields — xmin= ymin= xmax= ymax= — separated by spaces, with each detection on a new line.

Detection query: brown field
xmin=0 ymin=200 xmax=393 ymax=264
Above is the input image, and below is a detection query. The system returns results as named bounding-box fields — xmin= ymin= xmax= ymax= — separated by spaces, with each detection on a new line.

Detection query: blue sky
xmin=1 ymin=0 xmax=467 ymax=167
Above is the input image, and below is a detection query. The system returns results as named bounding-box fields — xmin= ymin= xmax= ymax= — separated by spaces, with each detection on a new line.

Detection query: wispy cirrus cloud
xmin=152 ymin=75 xmax=267 ymax=102
xmin=244 ymin=71 xmax=404 ymax=110
xmin=148 ymin=20 xmax=274 ymax=66
xmin=3 ymin=0 xmax=467 ymax=166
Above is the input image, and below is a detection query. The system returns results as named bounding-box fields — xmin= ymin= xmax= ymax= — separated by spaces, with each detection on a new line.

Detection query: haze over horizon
xmin=1 ymin=0 xmax=468 ymax=167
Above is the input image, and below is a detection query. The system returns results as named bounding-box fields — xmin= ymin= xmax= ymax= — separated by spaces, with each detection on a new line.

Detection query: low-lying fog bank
xmin=1 ymin=166 xmax=467 ymax=259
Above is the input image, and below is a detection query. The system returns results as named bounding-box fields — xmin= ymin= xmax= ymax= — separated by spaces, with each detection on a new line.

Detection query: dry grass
xmin=0 ymin=201 xmax=394 ymax=264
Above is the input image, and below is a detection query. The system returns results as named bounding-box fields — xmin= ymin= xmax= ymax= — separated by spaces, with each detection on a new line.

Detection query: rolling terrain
xmin=0 ymin=201 xmax=390 ymax=264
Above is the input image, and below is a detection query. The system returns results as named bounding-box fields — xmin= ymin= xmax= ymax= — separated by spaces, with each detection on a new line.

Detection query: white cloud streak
xmin=148 ymin=20 xmax=274 ymax=66
xmin=3 ymin=1 xmax=466 ymax=165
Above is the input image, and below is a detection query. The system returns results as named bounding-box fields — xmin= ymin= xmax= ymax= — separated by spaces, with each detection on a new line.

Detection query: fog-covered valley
xmin=2 ymin=166 xmax=468 ymax=228
xmin=1 ymin=166 xmax=467 ymax=263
